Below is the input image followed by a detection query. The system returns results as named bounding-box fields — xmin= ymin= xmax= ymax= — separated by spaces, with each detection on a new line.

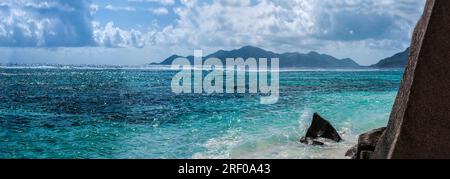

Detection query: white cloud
xmin=150 ymin=0 xmax=425 ymax=63
xmin=104 ymin=5 xmax=136 ymax=12
xmin=93 ymin=21 xmax=156 ymax=48
xmin=0 ymin=0 xmax=427 ymax=65
xmin=148 ymin=7 xmax=169 ymax=15
xmin=0 ymin=0 xmax=152 ymax=48
xmin=155 ymin=0 xmax=317 ymax=50
xmin=128 ymin=0 xmax=175 ymax=6
xmin=0 ymin=0 xmax=95 ymax=47
xmin=218 ymin=0 xmax=252 ymax=7
xmin=90 ymin=4 xmax=99 ymax=15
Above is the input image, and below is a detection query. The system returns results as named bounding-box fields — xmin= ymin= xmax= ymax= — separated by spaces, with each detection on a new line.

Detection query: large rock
xmin=372 ymin=0 xmax=450 ymax=159
xmin=345 ymin=145 xmax=358 ymax=158
xmin=300 ymin=113 xmax=342 ymax=145
xmin=346 ymin=127 xmax=386 ymax=159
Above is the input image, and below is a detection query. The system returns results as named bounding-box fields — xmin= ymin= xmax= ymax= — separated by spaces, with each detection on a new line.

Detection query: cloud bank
xmin=0 ymin=0 xmax=95 ymax=47
xmin=156 ymin=0 xmax=425 ymax=51
xmin=0 ymin=0 xmax=426 ymax=64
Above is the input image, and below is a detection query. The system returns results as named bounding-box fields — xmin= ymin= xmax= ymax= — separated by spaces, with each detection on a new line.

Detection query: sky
xmin=0 ymin=0 xmax=426 ymax=65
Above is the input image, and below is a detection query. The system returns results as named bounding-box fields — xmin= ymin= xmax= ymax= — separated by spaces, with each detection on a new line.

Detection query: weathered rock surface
xmin=300 ymin=113 xmax=342 ymax=145
xmin=346 ymin=127 xmax=386 ymax=159
xmin=372 ymin=0 xmax=450 ymax=159
xmin=345 ymin=145 xmax=358 ymax=158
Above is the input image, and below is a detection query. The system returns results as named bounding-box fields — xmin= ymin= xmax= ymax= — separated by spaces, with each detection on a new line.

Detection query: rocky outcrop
xmin=300 ymin=113 xmax=342 ymax=145
xmin=363 ymin=0 xmax=450 ymax=159
xmin=345 ymin=145 xmax=358 ymax=158
xmin=346 ymin=127 xmax=386 ymax=159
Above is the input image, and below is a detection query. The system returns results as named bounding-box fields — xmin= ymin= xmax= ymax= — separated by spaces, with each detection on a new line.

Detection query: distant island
xmin=152 ymin=46 xmax=361 ymax=68
xmin=151 ymin=46 xmax=409 ymax=69
xmin=369 ymin=48 xmax=409 ymax=68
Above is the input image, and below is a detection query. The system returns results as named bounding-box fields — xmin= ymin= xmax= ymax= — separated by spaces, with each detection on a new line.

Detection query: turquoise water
xmin=0 ymin=67 xmax=403 ymax=159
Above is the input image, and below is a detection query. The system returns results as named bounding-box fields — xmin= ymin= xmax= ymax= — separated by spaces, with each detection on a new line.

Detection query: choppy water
xmin=0 ymin=67 xmax=403 ymax=159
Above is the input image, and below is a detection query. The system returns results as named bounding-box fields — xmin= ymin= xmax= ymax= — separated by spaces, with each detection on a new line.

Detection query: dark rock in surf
xmin=358 ymin=128 xmax=386 ymax=154
xmin=300 ymin=137 xmax=325 ymax=146
xmin=300 ymin=113 xmax=342 ymax=145
xmin=346 ymin=127 xmax=386 ymax=159
xmin=345 ymin=145 xmax=358 ymax=159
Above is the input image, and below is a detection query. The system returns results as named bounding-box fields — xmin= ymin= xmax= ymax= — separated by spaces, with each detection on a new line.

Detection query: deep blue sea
xmin=0 ymin=67 xmax=403 ymax=159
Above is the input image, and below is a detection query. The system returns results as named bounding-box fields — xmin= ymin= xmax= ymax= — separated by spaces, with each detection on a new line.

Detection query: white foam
xmin=192 ymin=113 xmax=359 ymax=159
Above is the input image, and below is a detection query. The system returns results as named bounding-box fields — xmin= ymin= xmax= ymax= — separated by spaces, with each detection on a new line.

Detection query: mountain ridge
xmin=370 ymin=48 xmax=409 ymax=68
xmin=153 ymin=46 xmax=410 ymax=69
xmin=156 ymin=46 xmax=361 ymax=68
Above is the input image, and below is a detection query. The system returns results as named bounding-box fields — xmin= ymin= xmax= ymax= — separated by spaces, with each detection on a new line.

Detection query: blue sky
xmin=0 ymin=0 xmax=426 ymax=65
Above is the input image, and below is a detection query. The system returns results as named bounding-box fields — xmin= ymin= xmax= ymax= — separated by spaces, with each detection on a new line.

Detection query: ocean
xmin=0 ymin=67 xmax=403 ymax=159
